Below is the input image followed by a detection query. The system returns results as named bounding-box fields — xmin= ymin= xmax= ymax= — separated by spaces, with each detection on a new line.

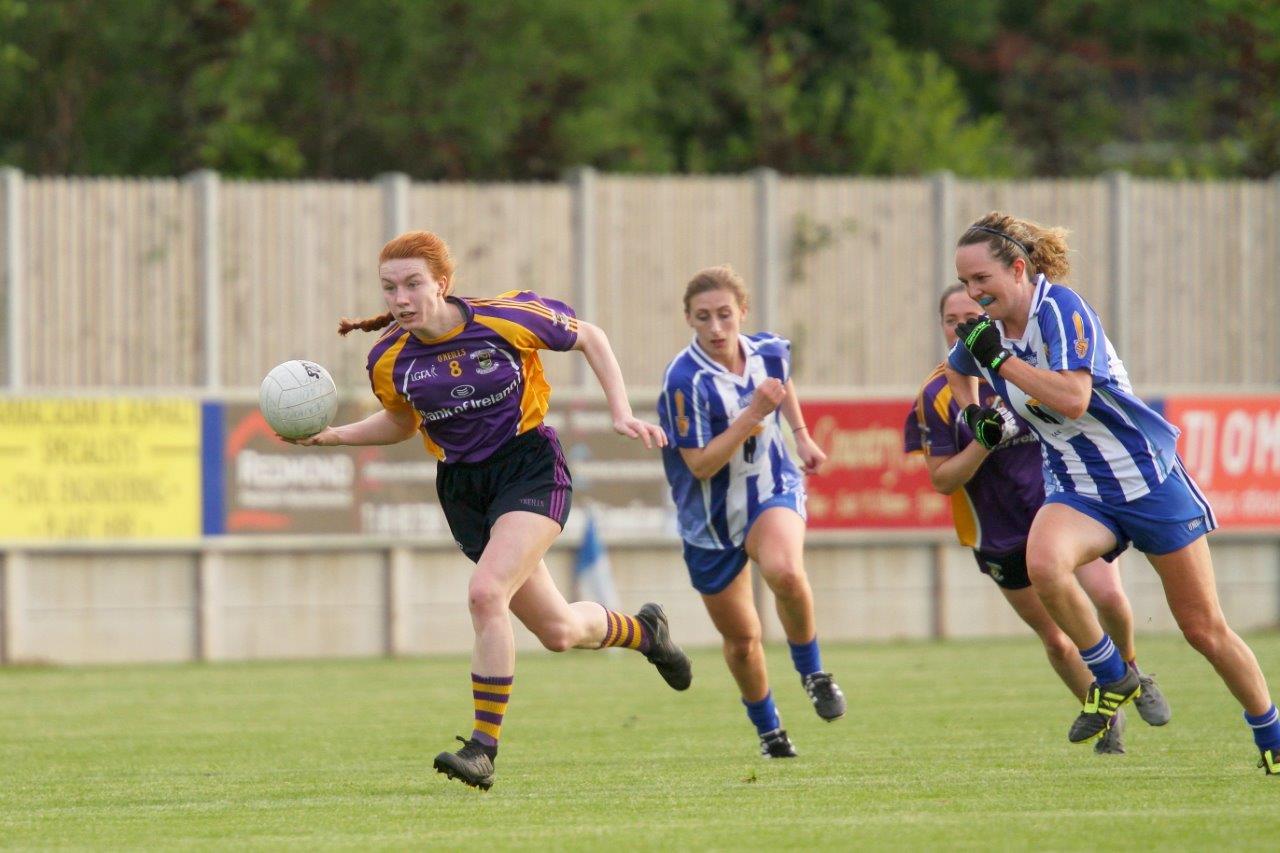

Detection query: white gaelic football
xmin=259 ymin=360 xmax=338 ymax=439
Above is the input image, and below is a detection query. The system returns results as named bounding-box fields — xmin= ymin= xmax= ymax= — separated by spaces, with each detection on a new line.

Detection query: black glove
xmin=962 ymin=403 xmax=1013 ymax=450
xmin=955 ymin=315 xmax=1012 ymax=372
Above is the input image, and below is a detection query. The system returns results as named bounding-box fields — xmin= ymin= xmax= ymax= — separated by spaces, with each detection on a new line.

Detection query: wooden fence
xmin=2 ymin=168 xmax=1278 ymax=395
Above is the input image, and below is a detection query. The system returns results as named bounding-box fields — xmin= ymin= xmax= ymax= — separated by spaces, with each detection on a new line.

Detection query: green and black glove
xmin=962 ymin=403 xmax=1014 ymax=450
xmin=955 ymin=316 xmax=1012 ymax=373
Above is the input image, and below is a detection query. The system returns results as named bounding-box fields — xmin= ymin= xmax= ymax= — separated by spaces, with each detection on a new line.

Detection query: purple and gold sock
xmin=470 ymin=673 xmax=513 ymax=757
xmin=599 ymin=607 xmax=652 ymax=653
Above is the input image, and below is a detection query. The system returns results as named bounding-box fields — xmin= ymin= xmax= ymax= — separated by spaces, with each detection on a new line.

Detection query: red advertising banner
xmin=1163 ymin=396 xmax=1280 ymax=531
xmin=801 ymin=399 xmax=951 ymax=530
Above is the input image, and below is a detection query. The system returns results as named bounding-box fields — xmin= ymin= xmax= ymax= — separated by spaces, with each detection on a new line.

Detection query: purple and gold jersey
xmin=903 ymin=364 xmax=1043 ymax=554
xmin=366 ymin=291 xmax=578 ymax=463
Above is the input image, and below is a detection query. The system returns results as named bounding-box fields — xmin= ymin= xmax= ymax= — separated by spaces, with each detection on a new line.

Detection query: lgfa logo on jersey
xmin=1072 ymin=312 xmax=1089 ymax=359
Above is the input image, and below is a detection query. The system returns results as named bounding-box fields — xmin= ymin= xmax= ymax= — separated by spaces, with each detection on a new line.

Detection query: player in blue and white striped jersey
xmin=911 ymin=284 xmax=1171 ymax=755
xmin=658 ymin=265 xmax=844 ymax=759
xmin=945 ymin=211 xmax=1280 ymax=775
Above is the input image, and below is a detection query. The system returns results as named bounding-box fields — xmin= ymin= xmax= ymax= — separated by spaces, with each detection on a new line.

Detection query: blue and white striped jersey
xmin=948 ymin=275 xmax=1180 ymax=504
xmin=658 ymin=332 xmax=804 ymax=549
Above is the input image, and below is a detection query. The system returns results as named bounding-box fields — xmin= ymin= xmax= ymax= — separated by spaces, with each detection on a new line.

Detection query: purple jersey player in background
xmin=291 ymin=230 xmax=692 ymax=791
xmin=905 ymin=284 xmax=1169 ymax=755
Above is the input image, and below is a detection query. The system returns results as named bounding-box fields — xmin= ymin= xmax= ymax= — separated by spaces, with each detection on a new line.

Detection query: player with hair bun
xmin=908 ymin=283 xmax=1169 ymax=755
xmin=294 ymin=230 xmax=693 ymax=790
xmin=946 ymin=211 xmax=1280 ymax=774
xmin=657 ymin=265 xmax=844 ymax=759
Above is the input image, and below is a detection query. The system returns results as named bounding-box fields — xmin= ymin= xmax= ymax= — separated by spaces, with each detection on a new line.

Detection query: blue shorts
xmin=1043 ymin=458 xmax=1217 ymax=558
xmin=682 ymin=491 xmax=805 ymax=595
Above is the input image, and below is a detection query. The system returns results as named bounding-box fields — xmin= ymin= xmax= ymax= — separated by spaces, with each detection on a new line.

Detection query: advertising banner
xmin=216 ymin=401 xmax=443 ymax=536
xmin=799 ymin=396 xmax=1280 ymax=534
xmin=801 ymin=399 xmax=951 ymax=530
xmin=0 ymin=399 xmax=201 ymax=539
xmin=543 ymin=400 xmax=676 ymax=536
xmin=214 ymin=397 xmax=675 ymax=537
xmin=5 ymin=395 xmax=1270 ymax=540
xmin=1164 ymin=396 xmax=1280 ymax=531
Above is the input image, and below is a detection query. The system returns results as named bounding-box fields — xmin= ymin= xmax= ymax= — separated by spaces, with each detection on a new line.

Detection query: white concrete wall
xmin=5 ymin=551 xmax=197 ymax=664
xmin=761 ymin=545 xmax=937 ymax=642
xmin=206 ymin=550 xmax=387 ymax=660
xmin=1 ymin=539 xmax=1277 ymax=665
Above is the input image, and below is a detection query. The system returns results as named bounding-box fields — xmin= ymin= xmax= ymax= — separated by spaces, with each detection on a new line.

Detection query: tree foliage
xmin=0 ymin=0 xmax=1275 ymax=179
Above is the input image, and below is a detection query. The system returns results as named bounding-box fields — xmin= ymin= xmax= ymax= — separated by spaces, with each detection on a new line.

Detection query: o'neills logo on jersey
xmin=1073 ymin=312 xmax=1089 ymax=359
xmin=420 ymin=376 xmax=520 ymax=422
xmin=436 ymin=348 xmax=466 ymax=363
xmin=553 ymin=311 xmax=572 ymax=330
xmin=674 ymin=390 xmax=690 ymax=437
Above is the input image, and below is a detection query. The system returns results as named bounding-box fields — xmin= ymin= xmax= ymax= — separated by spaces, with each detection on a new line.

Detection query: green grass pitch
xmin=1 ymin=633 xmax=1277 ymax=849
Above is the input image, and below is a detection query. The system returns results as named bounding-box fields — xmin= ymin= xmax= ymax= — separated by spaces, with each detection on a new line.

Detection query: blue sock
xmin=788 ymin=638 xmax=823 ymax=678
xmin=1245 ymin=705 xmax=1280 ymax=751
xmin=1078 ymin=634 xmax=1127 ymax=684
xmin=743 ymin=692 xmax=781 ymax=736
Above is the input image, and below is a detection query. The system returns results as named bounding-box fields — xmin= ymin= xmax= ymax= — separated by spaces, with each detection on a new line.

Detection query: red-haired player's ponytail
xmin=338 ymin=312 xmax=395 ymax=336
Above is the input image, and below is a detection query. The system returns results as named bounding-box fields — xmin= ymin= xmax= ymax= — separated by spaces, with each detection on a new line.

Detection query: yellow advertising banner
xmin=0 ymin=399 xmax=201 ymax=539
